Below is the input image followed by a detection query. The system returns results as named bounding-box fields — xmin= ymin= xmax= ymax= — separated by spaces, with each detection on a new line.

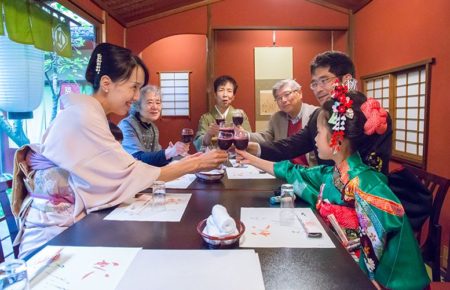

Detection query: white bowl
xmin=196 ymin=219 xmax=245 ymax=247
xmin=195 ymin=169 xmax=225 ymax=182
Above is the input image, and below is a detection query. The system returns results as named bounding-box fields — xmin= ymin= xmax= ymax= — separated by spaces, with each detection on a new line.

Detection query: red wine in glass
xmin=181 ymin=128 xmax=194 ymax=144
xmin=234 ymin=138 xmax=248 ymax=150
xmin=219 ymin=122 xmax=234 ymax=134
xmin=219 ymin=128 xmax=234 ymax=134
xmin=218 ymin=138 xmax=233 ymax=150
xmin=234 ymin=130 xmax=249 ymax=150
xmin=232 ymin=110 xmax=244 ymax=126
xmin=215 ymin=118 xmax=225 ymax=125
xmin=232 ymin=116 xmax=244 ymax=126
xmin=217 ymin=131 xmax=234 ymax=150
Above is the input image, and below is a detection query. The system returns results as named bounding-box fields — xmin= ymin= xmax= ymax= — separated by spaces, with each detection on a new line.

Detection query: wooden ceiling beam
xmin=352 ymin=0 xmax=372 ymax=13
xmin=127 ymin=0 xmax=221 ymax=28
xmin=306 ymin=0 xmax=350 ymax=14
xmin=91 ymin=0 xmax=127 ymax=27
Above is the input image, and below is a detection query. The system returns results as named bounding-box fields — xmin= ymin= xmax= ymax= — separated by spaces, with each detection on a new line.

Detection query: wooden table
xmin=48 ymin=185 xmax=374 ymax=289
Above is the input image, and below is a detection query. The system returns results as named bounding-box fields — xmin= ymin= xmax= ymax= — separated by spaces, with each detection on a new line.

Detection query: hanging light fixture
xmin=0 ymin=35 xmax=44 ymax=119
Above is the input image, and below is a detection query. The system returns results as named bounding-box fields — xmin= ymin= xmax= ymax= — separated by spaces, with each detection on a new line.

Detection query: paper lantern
xmin=0 ymin=35 xmax=44 ymax=117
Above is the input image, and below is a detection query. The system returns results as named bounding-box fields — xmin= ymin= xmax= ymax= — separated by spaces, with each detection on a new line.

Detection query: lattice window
xmin=362 ymin=60 xmax=432 ymax=167
xmin=159 ymin=72 xmax=190 ymax=117
xmin=365 ymin=75 xmax=390 ymax=111
xmin=394 ymin=68 xmax=427 ymax=162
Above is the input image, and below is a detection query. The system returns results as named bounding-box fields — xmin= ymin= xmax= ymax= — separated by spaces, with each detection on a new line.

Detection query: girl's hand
xmin=236 ymin=149 xmax=275 ymax=176
xmin=235 ymin=149 xmax=254 ymax=165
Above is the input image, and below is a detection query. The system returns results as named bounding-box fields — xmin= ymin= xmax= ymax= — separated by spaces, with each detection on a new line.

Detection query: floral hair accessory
xmin=361 ymin=98 xmax=387 ymax=135
xmin=328 ymin=80 xmax=353 ymax=153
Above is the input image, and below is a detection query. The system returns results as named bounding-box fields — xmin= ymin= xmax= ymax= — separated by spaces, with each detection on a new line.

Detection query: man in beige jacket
xmin=250 ymin=79 xmax=318 ymax=166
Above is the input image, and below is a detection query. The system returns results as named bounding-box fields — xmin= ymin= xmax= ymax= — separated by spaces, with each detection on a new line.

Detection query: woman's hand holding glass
xmin=204 ymin=123 xmax=220 ymax=147
xmin=165 ymin=141 xmax=189 ymax=159
xmin=183 ymin=150 xmax=228 ymax=173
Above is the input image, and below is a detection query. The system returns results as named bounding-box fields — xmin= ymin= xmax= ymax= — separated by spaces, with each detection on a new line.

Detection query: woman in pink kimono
xmin=13 ymin=43 xmax=227 ymax=258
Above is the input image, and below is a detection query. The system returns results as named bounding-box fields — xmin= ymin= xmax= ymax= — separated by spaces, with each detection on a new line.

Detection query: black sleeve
xmin=260 ymin=109 xmax=319 ymax=162
xmin=132 ymin=150 xmax=171 ymax=167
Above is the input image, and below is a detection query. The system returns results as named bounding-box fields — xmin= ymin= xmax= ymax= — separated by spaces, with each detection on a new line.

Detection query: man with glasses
xmin=247 ymin=51 xmax=392 ymax=174
xmin=249 ymin=79 xmax=318 ymax=166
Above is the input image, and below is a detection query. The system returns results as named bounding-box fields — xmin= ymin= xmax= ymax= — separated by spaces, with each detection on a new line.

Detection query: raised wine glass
xmin=219 ymin=122 xmax=235 ymax=133
xmin=217 ymin=131 xmax=234 ymax=151
xmin=232 ymin=110 xmax=244 ymax=126
xmin=233 ymin=130 xmax=249 ymax=167
xmin=181 ymin=128 xmax=194 ymax=144
xmin=215 ymin=117 xmax=225 ymax=126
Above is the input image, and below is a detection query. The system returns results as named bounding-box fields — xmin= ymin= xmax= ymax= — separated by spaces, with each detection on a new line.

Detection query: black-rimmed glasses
xmin=275 ymin=90 xmax=297 ymax=103
xmin=309 ymin=76 xmax=337 ymax=90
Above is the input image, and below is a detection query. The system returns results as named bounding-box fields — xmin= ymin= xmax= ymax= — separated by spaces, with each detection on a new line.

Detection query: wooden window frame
xmin=361 ymin=59 xmax=433 ymax=169
xmin=158 ymin=71 xmax=192 ymax=119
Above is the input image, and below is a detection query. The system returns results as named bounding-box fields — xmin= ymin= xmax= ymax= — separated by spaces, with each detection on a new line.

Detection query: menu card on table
xmin=164 ymin=174 xmax=196 ymax=189
xmin=28 ymin=246 xmax=140 ymax=290
xmin=226 ymin=164 xmax=275 ymax=179
xmin=116 ymin=249 xmax=265 ymax=290
xmin=104 ymin=193 xmax=191 ymax=222
xmin=239 ymin=207 xmax=335 ymax=248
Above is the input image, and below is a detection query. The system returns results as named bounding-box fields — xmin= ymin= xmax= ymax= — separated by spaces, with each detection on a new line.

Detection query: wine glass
xmin=232 ymin=110 xmax=244 ymax=126
xmin=233 ymin=130 xmax=249 ymax=167
xmin=215 ymin=117 xmax=225 ymax=125
xmin=181 ymin=128 xmax=194 ymax=144
xmin=219 ymin=122 xmax=234 ymax=133
xmin=217 ymin=131 xmax=234 ymax=151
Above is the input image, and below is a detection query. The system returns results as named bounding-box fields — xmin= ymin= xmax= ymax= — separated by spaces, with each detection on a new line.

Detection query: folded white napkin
xmin=212 ymin=204 xmax=237 ymax=235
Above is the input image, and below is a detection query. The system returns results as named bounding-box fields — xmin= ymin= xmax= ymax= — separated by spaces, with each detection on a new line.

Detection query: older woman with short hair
xmin=119 ymin=85 xmax=189 ymax=166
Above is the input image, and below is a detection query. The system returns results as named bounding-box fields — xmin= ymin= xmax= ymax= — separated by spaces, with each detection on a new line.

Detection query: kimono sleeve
xmin=354 ymin=179 xmax=404 ymax=281
xmin=273 ymin=161 xmax=330 ymax=206
xmin=193 ymin=113 xmax=213 ymax=151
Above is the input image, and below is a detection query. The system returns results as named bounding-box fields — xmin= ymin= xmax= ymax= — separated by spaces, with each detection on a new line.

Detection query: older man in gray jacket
xmin=250 ymin=79 xmax=318 ymax=166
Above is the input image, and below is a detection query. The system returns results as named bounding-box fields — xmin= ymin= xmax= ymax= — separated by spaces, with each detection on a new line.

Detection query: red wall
xmin=214 ymin=30 xmax=348 ymax=129
xmin=140 ymin=34 xmax=207 ymax=151
xmin=354 ymin=0 xmax=450 ymax=268
xmin=106 ymin=15 xmax=125 ymax=46
xmin=126 ymin=8 xmax=207 ymax=53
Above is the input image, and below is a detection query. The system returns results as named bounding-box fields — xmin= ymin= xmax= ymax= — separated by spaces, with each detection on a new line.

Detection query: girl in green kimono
xmin=237 ymin=86 xmax=429 ymax=290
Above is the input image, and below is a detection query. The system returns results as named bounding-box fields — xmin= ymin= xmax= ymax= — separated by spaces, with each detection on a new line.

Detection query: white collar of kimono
xmin=215 ymin=105 xmax=230 ymax=119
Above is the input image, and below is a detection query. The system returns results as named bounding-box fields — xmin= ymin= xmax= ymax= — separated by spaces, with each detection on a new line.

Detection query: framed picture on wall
xmin=259 ymin=90 xmax=278 ymax=116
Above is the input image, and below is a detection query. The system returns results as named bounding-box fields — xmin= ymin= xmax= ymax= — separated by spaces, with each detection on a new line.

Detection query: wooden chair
xmin=0 ymin=180 xmax=19 ymax=263
xmin=403 ymin=164 xmax=450 ymax=282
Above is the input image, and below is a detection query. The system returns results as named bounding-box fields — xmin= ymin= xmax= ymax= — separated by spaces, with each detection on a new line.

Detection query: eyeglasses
xmin=275 ymin=90 xmax=297 ymax=102
xmin=309 ymin=76 xmax=337 ymax=90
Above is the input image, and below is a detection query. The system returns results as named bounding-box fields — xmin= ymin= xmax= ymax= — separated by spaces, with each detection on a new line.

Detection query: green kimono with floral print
xmin=274 ymin=153 xmax=430 ymax=290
